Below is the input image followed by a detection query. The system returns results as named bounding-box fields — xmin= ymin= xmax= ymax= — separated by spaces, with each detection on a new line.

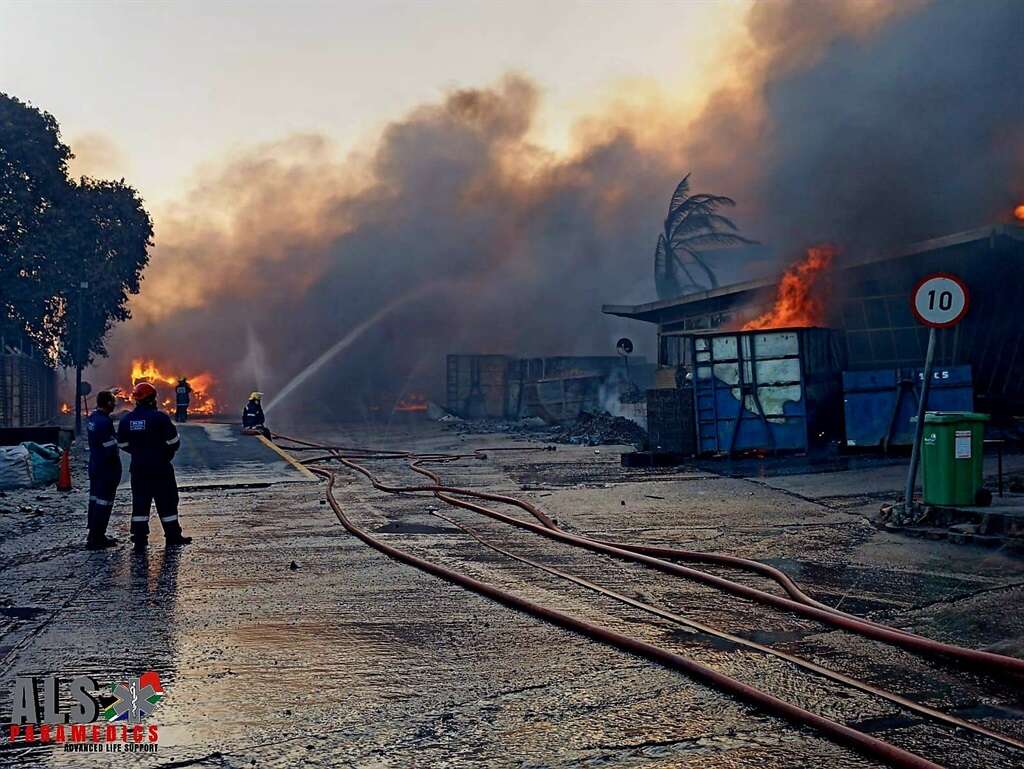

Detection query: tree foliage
xmin=653 ymin=174 xmax=754 ymax=300
xmin=1 ymin=93 xmax=72 ymax=331
xmin=0 ymin=93 xmax=152 ymax=367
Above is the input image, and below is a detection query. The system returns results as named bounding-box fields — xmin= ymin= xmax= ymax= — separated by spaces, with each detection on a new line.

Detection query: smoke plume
xmin=94 ymin=0 xmax=1024 ymax=421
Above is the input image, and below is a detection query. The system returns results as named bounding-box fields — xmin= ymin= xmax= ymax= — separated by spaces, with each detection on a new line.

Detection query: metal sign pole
xmin=74 ymin=280 xmax=88 ymax=435
xmin=904 ymin=326 xmax=937 ymax=510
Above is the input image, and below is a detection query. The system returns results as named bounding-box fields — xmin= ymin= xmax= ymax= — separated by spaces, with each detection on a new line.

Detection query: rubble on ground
xmin=441 ymin=410 xmax=647 ymax=448
xmin=442 ymin=415 xmax=552 ymax=440
xmin=550 ymin=411 xmax=648 ymax=447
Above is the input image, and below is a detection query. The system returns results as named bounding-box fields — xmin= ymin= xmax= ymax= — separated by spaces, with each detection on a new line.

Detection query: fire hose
xmin=408 ymin=458 xmax=1024 ymax=670
xmin=308 ymin=445 xmax=1024 ymax=678
xmin=286 ymin=442 xmax=866 ymax=612
xmin=310 ymin=465 xmax=948 ymax=769
xmin=427 ymin=509 xmax=1024 ymax=751
xmin=290 ymin=436 xmax=1024 ymax=765
xmin=280 ymin=438 xmax=993 ymax=644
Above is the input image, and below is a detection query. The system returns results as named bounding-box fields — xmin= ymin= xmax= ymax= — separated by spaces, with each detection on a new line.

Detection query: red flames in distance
xmin=112 ymin=359 xmax=218 ymax=415
xmin=1014 ymin=204 xmax=1024 ymax=221
xmin=742 ymin=245 xmax=836 ymax=331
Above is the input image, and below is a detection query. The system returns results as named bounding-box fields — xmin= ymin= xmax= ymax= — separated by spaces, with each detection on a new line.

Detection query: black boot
xmin=86 ymin=534 xmax=117 ymax=550
xmin=165 ymin=533 xmax=192 ymax=546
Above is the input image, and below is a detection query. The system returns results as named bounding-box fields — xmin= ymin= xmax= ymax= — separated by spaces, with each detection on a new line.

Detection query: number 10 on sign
xmin=904 ymin=273 xmax=970 ymax=510
xmin=911 ymin=274 xmax=969 ymax=328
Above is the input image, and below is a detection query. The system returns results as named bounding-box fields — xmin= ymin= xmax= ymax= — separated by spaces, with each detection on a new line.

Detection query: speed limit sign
xmin=911 ymin=273 xmax=969 ymax=328
xmin=904 ymin=272 xmax=970 ymax=510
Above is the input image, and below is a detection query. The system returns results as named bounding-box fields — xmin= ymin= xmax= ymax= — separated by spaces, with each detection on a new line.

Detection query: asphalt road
xmin=1 ymin=422 xmax=1023 ymax=768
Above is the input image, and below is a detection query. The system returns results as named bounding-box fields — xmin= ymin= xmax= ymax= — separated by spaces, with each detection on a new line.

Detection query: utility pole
xmin=74 ymin=281 xmax=88 ymax=435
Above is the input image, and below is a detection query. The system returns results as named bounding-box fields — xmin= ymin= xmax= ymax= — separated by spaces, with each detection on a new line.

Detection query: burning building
xmin=604 ymin=224 xmax=1024 ymax=454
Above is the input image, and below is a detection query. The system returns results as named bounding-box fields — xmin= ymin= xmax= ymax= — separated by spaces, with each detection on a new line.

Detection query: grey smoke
xmin=97 ymin=1 xmax=1024 ymax=422
xmin=741 ymin=0 xmax=1024 ymax=255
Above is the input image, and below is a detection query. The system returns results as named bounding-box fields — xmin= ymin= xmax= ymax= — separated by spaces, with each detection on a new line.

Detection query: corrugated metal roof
xmin=603 ymin=224 xmax=1024 ymax=323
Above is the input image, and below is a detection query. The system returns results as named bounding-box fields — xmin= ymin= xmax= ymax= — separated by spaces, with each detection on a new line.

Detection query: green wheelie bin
xmin=920 ymin=412 xmax=989 ymax=506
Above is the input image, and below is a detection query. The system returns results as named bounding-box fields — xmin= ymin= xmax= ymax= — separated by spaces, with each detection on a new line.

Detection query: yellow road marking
xmin=258 ymin=435 xmax=317 ymax=481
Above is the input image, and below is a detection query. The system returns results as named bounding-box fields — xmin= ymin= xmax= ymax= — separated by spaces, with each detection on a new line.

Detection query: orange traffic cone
xmin=57 ymin=448 xmax=72 ymax=492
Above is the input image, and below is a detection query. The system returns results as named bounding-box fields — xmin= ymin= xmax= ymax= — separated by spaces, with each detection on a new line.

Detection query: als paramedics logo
xmin=103 ymin=672 xmax=164 ymax=723
xmin=5 ymin=672 xmax=163 ymax=754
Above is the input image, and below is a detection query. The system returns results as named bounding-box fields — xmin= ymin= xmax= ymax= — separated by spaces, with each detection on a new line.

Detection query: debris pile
xmin=550 ymin=411 xmax=647 ymax=447
xmin=439 ymin=409 xmax=647 ymax=447
xmin=443 ymin=416 xmax=552 ymax=440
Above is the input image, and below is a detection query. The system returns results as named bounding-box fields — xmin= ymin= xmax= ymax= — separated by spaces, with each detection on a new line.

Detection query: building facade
xmin=604 ymin=225 xmax=1024 ymax=418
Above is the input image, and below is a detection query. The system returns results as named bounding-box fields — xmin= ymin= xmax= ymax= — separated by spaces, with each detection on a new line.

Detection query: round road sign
xmin=80 ymin=381 xmax=92 ymax=396
xmin=616 ymin=337 xmax=634 ymax=355
xmin=910 ymin=273 xmax=969 ymax=328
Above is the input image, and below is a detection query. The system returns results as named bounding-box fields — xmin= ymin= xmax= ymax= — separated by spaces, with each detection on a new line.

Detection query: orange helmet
xmin=132 ymin=381 xmax=157 ymax=402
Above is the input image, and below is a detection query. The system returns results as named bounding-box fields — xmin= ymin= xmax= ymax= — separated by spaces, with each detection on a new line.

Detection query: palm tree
xmin=654 ymin=174 xmax=755 ymax=300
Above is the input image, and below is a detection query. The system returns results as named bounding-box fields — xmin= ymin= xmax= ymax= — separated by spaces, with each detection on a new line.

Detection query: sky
xmin=0 ymin=0 xmax=749 ymax=208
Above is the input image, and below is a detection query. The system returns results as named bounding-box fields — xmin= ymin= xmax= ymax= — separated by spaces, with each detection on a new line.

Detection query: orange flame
xmin=393 ymin=393 xmax=429 ymax=413
xmin=1014 ymin=204 xmax=1024 ymax=221
xmin=60 ymin=402 xmax=72 ymax=414
xmin=742 ymin=245 xmax=836 ymax=331
xmin=127 ymin=359 xmax=218 ymax=415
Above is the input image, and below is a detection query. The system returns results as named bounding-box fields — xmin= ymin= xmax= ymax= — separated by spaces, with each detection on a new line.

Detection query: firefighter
xmin=117 ymin=381 xmax=192 ymax=549
xmin=242 ymin=392 xmax=268 ymax=436
xmin=85 ymin=390 xmax=121 ymax=549
xmin=174 ymin=377 xmax=191 ymax=423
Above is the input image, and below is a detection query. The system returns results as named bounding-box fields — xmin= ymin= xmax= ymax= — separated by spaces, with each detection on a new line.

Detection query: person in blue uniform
xmin=117 ymin=381 xmax=192 ymax=549
xmin=85 ymin=390 xmax=121 ymax=549
xmin=242 ymin=392 xmax=268 ymax=436
xmin=174 ymin=377 xmax=191 ymax=423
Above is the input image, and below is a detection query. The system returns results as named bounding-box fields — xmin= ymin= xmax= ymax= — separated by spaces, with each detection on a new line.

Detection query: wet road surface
xmin=1 ymin=422 xmax=1023 ymax=767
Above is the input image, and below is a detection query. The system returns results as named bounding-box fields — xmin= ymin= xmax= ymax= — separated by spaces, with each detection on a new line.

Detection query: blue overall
xmin=117 ymin=405 xmax=183 ymax=540
xmin=86 ymin=409 xmax=122 ymax=539
xmin=175 ymin=383 xmax=191 ymax=423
